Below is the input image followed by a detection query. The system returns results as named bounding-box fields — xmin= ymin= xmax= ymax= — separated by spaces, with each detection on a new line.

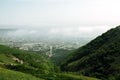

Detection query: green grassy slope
xmin=61 ymin=26 xmax=120 ymax=80
xmin=37 ymin=72 xmax=100 ymax=80
xmin=0 ymin=67 xmax=43 ymax=80
xmin=0 ymin=45 xmax=54 ymax=79
xmin=58 ymin=73 xmax=100 ymax=80
xmin=0 ymin=45 xmax=54 ymax=71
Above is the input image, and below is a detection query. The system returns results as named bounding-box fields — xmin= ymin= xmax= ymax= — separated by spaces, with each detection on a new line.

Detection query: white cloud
xmin=6 ymin=29 xmax=38 ymax=37
xmin=49 ymin=25 xmax=113 ymax=38
xmin=0 ymin=25 xmax=115 ymax=39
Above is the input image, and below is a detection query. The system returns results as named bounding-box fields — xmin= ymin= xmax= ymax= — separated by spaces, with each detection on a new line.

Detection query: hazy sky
xmin=0 ymin=0 xmax=120 ymax=37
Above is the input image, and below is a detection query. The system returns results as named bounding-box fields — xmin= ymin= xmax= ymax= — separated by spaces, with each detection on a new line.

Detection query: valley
xmin=0 ymin=0 xmax=119 ymax=79
xmin=0 ymin=26 xmax=120 ymax=80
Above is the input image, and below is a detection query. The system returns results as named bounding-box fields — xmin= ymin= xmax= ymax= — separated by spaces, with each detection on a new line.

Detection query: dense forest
xmin=61 ymin=25 xmax=120 ymax=80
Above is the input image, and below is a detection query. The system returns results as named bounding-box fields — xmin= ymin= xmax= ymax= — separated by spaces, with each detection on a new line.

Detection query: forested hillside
xmin=0 ymin=45 xmax=99 ymax=80
xmin=61 ymin=26 xmax=120 ymax=80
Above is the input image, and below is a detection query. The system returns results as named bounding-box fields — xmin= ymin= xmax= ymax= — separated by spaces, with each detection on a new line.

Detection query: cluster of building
xmin=0 ymin=37 xmax=87 ymax=57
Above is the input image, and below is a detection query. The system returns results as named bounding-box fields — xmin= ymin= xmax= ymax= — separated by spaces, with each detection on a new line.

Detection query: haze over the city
xmin=0 ymin=0 xmax=120 ymax=38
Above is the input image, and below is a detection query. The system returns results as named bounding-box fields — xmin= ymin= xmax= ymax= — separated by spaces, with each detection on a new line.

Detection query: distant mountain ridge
xmin=61 ymin=25 xmax=120 ymax=80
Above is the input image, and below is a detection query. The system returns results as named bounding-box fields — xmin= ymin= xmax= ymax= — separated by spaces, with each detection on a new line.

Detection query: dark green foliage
xmin=51 ymin=49 xmax=73 ymax=65
xmin=5 ymin=64 xmax=46 ymax=74
xmin=61 ymin=26 xmax=120 ymax=79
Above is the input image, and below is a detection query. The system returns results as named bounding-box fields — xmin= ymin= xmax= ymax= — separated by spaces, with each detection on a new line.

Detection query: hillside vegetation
xmin=0 ymin=45 xmax=54 ymax=71
xmin=51 ymin=49 xmax=73 ymax=65
xmin=0 ymin=44 xmax=100 ymax=80
xmin=61 ymin=26 xmax=120 ymax=80
xmin=0 ymin=67 xmax=43 ymax=80
xmin=0 ymin=45 xmax=55 ymax=79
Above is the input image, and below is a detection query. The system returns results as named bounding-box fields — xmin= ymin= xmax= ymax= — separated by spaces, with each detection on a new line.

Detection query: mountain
xmin=61 ymin=25 xmax=120 ymax=80
xmin=0 ymin=44 xmax=100 ymax=80
xmin=0 ymin=45 xmax=54 ymax=79
xmin=0 ymin=45 xmax=54 ymax=70
xmin=51 ymin=49 xmax=73 ymax=65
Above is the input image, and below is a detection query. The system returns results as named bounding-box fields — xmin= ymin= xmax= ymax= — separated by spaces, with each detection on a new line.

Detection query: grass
xmin=57 ymin=73 xmax=100 ymax=80
xmin=0 ymin=67 xmax=44 ymax=80
xmin=0 ymin=54 xmax=16 ymax=64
